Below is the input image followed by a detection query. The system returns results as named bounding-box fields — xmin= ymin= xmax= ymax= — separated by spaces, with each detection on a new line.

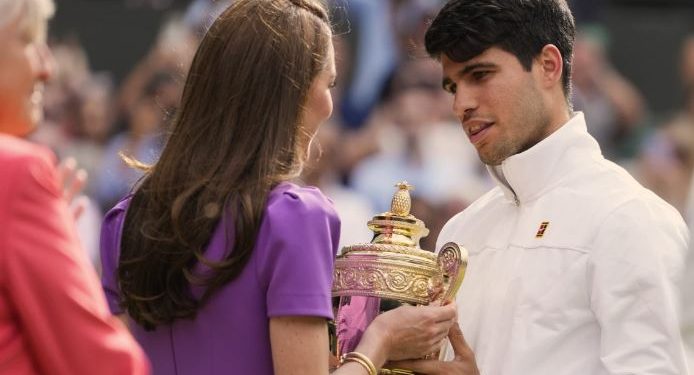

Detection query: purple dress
xmin=100 ymin=182 xmax=340 ymax=374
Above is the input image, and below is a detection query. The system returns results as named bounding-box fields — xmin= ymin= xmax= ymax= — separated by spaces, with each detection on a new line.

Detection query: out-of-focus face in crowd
xmin=0 ymin=0 xmax=55 ymax=137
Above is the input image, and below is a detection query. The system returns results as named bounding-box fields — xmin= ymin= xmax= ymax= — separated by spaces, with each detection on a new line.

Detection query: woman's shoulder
xmin=0 ymin=136 xmax=65 ymax=213
xmin=0 ymin=135 xmax=56 ymax=178
xmin=265 ymin=182 xmax=338 ymax=220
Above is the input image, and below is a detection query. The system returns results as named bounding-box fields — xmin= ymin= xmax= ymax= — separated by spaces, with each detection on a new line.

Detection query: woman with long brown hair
xmin=100 ymin=0 xmax=456 ymax=374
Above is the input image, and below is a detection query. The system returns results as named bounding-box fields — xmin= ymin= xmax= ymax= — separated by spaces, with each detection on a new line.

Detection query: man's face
xmin=441 ymin=47 xmax=551 ymax=165
xmin=0 ymin=15 xmax=54 ymax=136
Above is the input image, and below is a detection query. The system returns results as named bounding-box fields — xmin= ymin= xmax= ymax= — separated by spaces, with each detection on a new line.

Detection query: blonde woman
xmin=0 ymin=0 xmax=149 ymax=373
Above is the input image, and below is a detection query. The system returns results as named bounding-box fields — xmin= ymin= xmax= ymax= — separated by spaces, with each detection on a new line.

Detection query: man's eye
xmin=445 ymin=83 xmax=457 ymax=94
xmin=472 ymin=71 xmax=490 ymax=81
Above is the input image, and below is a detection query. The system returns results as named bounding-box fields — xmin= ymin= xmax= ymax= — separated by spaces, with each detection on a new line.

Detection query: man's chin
xmin=477 ymin=148 xmax=501 ymax=166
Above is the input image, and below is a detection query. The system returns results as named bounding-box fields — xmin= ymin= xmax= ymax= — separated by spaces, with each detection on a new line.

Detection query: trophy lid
xmin=366 ymin=181 xmax=430 ymax=248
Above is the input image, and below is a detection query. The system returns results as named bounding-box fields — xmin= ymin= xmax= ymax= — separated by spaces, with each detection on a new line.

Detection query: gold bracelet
xmin=343 ymin=356 xmax=374 ymax=375
xmin=345 ymin=352 xmax=377 ymax=375
xmin=341 ymin=352 xmax=377 ymax=375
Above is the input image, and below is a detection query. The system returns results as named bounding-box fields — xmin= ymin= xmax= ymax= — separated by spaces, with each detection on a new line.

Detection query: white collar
xmin=487 ymin=112 xmax=603 ymax=205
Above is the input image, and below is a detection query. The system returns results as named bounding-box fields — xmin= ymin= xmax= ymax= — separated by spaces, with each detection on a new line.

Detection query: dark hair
xmin=424 ymin=0 xmax=576 ymax=97
xmin=118 ymin=0 xmax=331 ymax=330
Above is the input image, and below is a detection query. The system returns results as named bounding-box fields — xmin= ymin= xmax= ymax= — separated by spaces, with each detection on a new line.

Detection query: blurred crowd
xmin=33 ymin=0 xmax=694 ymax=261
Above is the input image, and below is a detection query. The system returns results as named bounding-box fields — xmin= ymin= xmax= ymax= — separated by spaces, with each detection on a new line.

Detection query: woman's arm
xmin=4 ymin=151 xmax=148 ymax=375
xmin=270 ymin=303 xmax=457 ymax=375
xmin=270 ymin=316 xmax=386 ymax=375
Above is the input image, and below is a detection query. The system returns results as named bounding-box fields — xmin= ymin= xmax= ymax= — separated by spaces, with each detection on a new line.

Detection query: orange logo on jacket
xmin=536 ymin=221 xmax=549 ymax=238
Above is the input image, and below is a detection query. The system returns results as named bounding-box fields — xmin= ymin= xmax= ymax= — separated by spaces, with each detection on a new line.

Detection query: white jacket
xmin=437 ymin=113 xmax=690 ymax=375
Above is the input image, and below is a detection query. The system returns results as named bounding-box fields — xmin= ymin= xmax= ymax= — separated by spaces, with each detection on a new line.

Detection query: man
xmin=397 ymin=0 xmax=690 ymax=374
xmin=0 ymin=0 xmax=149 ymax=373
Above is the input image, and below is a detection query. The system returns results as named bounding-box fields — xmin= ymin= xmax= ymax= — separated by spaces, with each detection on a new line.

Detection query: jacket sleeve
xmin=3 ymin=153 xmax=150 ymax=375
xmin=588 ymin=199 xmax=690 ymax=375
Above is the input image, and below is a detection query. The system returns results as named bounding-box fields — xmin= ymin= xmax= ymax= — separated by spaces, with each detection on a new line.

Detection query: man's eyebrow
xmin=443 ymin=62 xmax=498 ymax=87
xmin=456 ymin=62 xmax=497 ymax=78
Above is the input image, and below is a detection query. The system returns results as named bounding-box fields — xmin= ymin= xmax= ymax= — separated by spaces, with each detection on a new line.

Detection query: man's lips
xmin=464 ymin=120 xmax=494 ymax=144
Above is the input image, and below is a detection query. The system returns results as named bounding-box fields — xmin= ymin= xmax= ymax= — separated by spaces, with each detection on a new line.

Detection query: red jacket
xmin=0 ymin=134 xmax=149 ymax=374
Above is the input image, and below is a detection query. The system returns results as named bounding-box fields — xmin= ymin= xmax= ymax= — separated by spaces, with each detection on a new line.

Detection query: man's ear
xmin=535 ymin=44 xmax=564 ymax=90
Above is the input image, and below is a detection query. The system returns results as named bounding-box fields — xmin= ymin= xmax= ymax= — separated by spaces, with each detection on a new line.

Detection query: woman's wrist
xmin=353 ymin=318 xmax=390 ymax=370
xmin=340 ymin=352 xmax=377 ymax=375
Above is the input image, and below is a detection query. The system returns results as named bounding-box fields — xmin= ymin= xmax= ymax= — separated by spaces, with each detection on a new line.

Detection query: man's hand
xmin=389 ymin=323 xmax=480 ymax=375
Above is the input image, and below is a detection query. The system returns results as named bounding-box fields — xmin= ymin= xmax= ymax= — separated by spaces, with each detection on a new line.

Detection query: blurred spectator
xmin=683 ymin=35 xmax=694 ymax=93
xmin=28 ymin=40 xmax=114 ymax=266
xmin=334 ymin=0 xmax=447 ymax=129
xmin=116 ymin=14 xmax=193 ymax=121
xmin=677 ymin=34 xmax=694 ymax=366
xmin=571 ymin=25 xmax=646 ymax=161
xmin=337 ymin=0 xmax=399 ymax=128
xmin=638 ymin=35 xmax=694 ymax=215
xmin=302 ymin=122 xmax=375 ymax=251
xmin=568 ymin=0 xmax=606 ymax=24
xmin=682 ymin=34 xmax=694 ymax=218
xmin=31 ymin=39 xmax=92 ymax=149
xmin=63 ymin=74 xmax=115 ymax=196
xmin=183 ymin=0 xmax=231 ymax=34
xmin=95 ymin=75 xmax=166 ymax=211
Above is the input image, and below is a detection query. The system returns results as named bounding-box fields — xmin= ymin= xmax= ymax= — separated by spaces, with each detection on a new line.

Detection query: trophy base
xmin=331 ymin=296 xmax=441 ymax=375
xmin=379 ymin=368 xmax=415 ymax=374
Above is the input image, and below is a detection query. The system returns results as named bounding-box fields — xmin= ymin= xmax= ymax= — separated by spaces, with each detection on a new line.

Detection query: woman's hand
xmin=362 ymin=303 xmax=457 ymax=362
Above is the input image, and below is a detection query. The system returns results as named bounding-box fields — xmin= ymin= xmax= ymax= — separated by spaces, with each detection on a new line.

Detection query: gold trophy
xmin=331 ymin=182 xmax=468 ymax=374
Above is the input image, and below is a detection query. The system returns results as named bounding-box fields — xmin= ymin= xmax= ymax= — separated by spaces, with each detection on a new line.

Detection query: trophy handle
xmin=436 ymin=242 xmax=468 ymax=304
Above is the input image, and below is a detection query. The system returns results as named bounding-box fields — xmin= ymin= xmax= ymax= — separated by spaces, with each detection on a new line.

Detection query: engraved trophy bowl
xmin=331 ymin=182 xmax=468 ymax=374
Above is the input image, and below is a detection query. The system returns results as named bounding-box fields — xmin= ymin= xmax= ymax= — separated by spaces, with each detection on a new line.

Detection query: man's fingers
xmin=448 ymin=323 xmax=471 ymax=358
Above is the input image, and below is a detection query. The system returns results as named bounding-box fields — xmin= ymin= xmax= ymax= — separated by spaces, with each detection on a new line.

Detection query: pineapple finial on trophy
xmin=390 ymin=181 xmax=413 ymax=217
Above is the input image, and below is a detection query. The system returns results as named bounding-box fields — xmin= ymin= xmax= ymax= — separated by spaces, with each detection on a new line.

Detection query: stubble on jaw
xmin=477 ymin=84 xmax=549 ymax=166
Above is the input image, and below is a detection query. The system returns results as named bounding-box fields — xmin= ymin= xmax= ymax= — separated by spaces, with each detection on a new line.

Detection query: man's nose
xmin=452 ymin=88 xmax=477 ymax=121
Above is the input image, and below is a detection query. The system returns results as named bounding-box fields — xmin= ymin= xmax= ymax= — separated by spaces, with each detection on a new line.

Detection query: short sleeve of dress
xmin=99 ymin=197 xmax=132 ymax=315
xmin=256 ymin=184 xmax=341 ymax=319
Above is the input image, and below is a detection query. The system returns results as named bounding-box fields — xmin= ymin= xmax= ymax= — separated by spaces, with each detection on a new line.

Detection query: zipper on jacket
xmin=490 ymin=164 xmax=520 ymax=206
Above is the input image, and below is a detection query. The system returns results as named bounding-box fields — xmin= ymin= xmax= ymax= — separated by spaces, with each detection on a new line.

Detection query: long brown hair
xmin=118 ymin=0 xmax=331 ymax=330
